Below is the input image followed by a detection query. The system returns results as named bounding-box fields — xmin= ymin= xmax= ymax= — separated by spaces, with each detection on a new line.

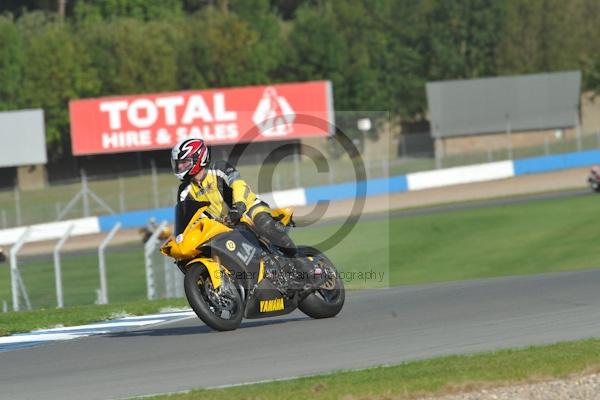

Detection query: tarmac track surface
xmin=1 ymin=269 xmax=599 ymax=400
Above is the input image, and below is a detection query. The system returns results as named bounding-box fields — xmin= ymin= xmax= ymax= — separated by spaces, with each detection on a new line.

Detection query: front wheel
xmin=297 ymin=246 xmax=345 ymax=319
xmin=184 ymin=263 xmax=243 ymax=331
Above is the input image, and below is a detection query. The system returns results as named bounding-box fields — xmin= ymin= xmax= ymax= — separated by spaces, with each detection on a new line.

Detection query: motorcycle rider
xmin=588 ymin=165 xmax=600 ymax=192
xmin=171 ymin=138 xmax=320 ymax=286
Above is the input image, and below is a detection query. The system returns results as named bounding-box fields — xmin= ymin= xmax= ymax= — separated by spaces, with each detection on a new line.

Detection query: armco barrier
xmin=0 ymin=217 xmax=100 ymax=246
xmin=2 ymin=148 xmax=600 ymax=242
xmin=406 ymin=160 xmax=514 ymax=191
xmin=304 ymin=175 xmax=408 ymax=203
xmin=97 ymin=207 xmax=173 ymax=231
xmin=513 ymin=148 xmax=600 ymax=176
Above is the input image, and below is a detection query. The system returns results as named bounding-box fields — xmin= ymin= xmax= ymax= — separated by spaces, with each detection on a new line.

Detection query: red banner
xmin=69 ymin=81 xmax=333 ymax=155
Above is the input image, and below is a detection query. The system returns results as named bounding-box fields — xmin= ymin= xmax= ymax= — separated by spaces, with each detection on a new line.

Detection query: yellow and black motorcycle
xmin=160 ymin=200 xmax=345 ymax=331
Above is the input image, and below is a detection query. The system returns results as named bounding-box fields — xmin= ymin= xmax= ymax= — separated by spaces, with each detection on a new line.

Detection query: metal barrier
xmin=3 ymin=221 xmax=155 ymax=312
xmin=53 ymin=224 xmax=75 ymax=308
xmin=97 ymin=223 xmax=121 ymax=305
xmin=9 ymin=227 xmax=31 ymax=311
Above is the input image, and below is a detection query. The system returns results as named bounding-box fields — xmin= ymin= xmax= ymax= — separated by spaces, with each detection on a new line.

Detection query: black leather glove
xmin=229 ymin=201 xmax=247 ymax=224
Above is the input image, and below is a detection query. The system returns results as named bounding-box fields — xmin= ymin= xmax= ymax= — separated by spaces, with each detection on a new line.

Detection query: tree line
xmin=1 ymin=0 xmax=600 ymax=158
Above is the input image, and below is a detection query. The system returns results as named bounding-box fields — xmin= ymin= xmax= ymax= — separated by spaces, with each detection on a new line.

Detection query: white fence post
xmin=10 ymin=227 xmax=31 ymax=311
xmin=53 ymin=224 xmax=75 ymax=308
xmin=144 ymin=220 xmax=168 ymax=300
xmin=98 ymin=223 xmax=121 ymax=305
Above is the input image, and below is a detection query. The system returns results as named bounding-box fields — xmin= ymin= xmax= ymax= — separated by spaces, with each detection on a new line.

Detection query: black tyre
xmin=297 ymin=246 xmax=345 ymax=319
xmin=184 ymin=263 xmax=243 ymax=331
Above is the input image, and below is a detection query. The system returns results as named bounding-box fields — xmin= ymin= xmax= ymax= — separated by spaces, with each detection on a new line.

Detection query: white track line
xmin=0 ymin=310 xmax=195 ymax=352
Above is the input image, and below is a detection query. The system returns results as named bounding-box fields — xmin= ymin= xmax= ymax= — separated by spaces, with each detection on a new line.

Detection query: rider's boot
xmin=275 ymin=238 xmax=324 ymax=289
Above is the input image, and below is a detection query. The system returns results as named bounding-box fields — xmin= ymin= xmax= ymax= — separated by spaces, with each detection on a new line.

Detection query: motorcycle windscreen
xmin=174 ymin=200 xmax=211 ymax=235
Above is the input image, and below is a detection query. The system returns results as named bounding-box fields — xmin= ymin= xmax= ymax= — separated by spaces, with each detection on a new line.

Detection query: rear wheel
xmin=297 ymin=247 xmax=345 ymax=319
xmin=184 ymin=263 xmax=243 ymax=331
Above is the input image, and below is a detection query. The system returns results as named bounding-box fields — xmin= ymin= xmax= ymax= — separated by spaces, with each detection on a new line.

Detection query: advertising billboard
xmin=0 ymin=109 xmax=46 ymax=167
xmin=69 ymin=80 xmax=334 ymax=155
xmin=426 ymin=71 xmax=581 ymax=138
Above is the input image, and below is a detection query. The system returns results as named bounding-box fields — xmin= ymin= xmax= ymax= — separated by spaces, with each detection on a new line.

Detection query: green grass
xmin=143 ymin=338 xmax=600 ymax=400
xmin=0 ymin=298 xmax=188 ymax=336
xmin=1 ymin=192 xmax=599 ymax=334
xmin=387 ymin=195 xmax=598 ymax=284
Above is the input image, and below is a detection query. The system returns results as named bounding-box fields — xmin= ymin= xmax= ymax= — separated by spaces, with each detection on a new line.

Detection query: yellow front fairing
xmin=160 ymin=202 xmax=294 ymax=291
xmin=160 ymin=207 xmax=232 ymax=261
xmin=161 ymin=204 xmax=233 ymax=289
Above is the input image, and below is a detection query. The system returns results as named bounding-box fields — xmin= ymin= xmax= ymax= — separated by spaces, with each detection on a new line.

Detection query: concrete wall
xmin=435 ymin=127 xmax=577 ymax=157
